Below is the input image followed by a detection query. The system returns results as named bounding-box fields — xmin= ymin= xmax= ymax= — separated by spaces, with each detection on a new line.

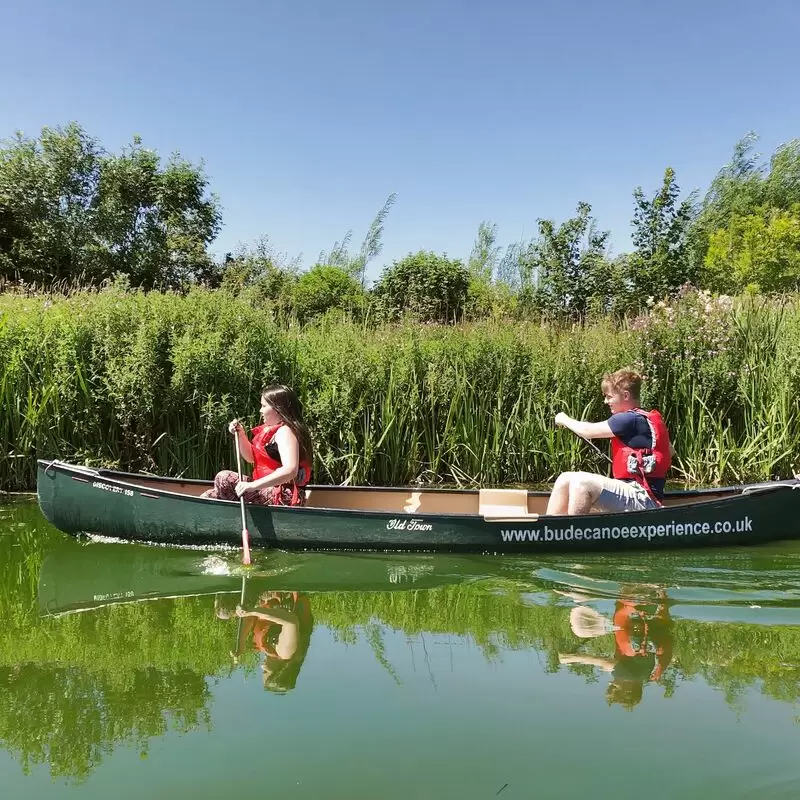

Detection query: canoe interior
xmin=96 ymin=468 xmax=745 ymax=516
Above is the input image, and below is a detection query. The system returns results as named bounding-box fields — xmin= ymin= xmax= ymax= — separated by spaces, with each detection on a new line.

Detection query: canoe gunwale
xmin=43 ymin=457 xmax=793 ymax=501
xmin=36 ymin=459 xmax=800 ymax=518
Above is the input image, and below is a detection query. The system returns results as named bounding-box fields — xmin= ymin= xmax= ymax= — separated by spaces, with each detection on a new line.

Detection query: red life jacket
xmin=610 ymin=408 xmax=671 ymax=506
xmin=251 ymin=423 xmax=311 ymax=506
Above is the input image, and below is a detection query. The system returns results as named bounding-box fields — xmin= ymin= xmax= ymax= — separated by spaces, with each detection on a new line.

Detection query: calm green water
xmin=1 ymin=499 xmax=799 ymax=799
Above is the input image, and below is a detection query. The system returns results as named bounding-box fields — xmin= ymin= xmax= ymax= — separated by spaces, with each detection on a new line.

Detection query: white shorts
xmin=593 ymin=477 xmax=659 ymax=513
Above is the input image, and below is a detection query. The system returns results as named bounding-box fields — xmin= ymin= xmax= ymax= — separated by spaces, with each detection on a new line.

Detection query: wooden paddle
xmin=234 ymin=429 xmax=252 ymax=566
xmin=569 ymin=605 xmax=617 ymax=638
xmin=232 ymin=573 xmax=248 ymax=663
xmin=572 ymin=430 xmax=612 ymax=465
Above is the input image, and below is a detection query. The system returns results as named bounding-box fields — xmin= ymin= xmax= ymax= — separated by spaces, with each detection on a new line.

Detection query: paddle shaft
xmin=234 ymin=573 xmax=247 ymax=660
xmin=569 ymin=425 xmax=665 ymax=489
xmin=574 ymin=431 xmax=612 ymax=465
xmin=234 ymin=430 xmax=252 ymax=565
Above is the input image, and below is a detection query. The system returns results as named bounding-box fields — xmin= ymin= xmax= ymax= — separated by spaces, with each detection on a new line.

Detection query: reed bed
xmin=1 ymin=286 xmax=799 ymax=490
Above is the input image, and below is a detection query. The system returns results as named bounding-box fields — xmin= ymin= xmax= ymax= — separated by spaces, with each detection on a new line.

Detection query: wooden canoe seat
xmin=403 ymin=491 xmax=422 ymax=512
xmin=479 ymin=488 xmax=539 ymax=522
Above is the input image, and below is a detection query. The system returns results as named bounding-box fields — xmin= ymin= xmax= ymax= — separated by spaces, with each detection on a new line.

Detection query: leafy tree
xmin=763 ymin=139 xmax=800 ymax=208
xmin=467 ymin=221 xmax=501 ymax=282
xmin=372 ymin=250 xmax=469 ymax=323
xmin=690 ymin=134 xmax=800 ymax=277
xmin=0 ymin=195 xmax=28 ymax=270
xmin=0 ymin=122 xmax=221 ymax=288
xmin=519 ymin=202 xmax=613 ymax=321
xmin=292 ymin=264 xmax=365 ymax=321
xmin=704 ymin=204 xmax=800 ymax=293
xmin=0 ymin=663 xmax=210 ymax=781
xmin=95 ymin=135 xmax=221 ymax=288
xmin=495 ymin=240 xmax=530 ymax=291
xmin=0 ymin=123 xmax=101 ymax=283
xmin=626 ymin=167 xmax=695 ymax=301
xmin=700 ymin=135 xmax=765 ymax=225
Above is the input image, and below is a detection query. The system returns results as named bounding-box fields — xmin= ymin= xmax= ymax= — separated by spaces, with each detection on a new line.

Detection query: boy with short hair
xmin=545 ymin=368 xmax=673 ymax=516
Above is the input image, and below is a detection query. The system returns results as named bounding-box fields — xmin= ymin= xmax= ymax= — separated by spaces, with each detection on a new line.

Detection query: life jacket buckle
xmin=628 ymin=453 xmax=656 ymax=475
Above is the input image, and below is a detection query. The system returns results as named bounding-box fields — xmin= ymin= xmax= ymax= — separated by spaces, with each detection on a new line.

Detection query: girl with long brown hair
xmin=202 ymin=384 xmax=313 ymax=506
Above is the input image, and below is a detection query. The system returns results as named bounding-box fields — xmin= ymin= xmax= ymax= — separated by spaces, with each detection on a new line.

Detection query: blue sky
xmin=2 ymin=0 xmax=798 ymax=281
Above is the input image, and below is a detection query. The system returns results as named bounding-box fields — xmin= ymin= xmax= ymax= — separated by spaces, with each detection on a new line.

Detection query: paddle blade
xmin=569 ymin=606 xmax=616 ymax=638
xmin=241 ymin=528 xmax=251 ymax=566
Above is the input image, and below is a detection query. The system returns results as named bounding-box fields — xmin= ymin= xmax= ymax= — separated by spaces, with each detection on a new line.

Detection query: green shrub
xmin=372 ymin=251 xmax=469 ymax=323
xmin=291 ymin=265 xmax=365 ymax=322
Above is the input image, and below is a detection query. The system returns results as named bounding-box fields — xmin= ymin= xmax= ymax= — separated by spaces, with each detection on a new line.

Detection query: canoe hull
xmin=36 ymin=460 xmax=800 ymax=553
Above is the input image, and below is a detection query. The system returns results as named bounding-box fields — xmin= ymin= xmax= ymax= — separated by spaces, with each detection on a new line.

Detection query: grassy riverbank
xmin=1 ymin=285 xmax=799 ymax=490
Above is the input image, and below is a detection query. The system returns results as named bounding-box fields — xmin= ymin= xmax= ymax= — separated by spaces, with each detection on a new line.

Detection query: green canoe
xmin=36 ymin=459 xmax=800 ymax=553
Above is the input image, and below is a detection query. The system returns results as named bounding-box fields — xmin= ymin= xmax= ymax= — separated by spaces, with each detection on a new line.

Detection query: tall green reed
xmin=1 ymin=286 xmax=799 ymax=489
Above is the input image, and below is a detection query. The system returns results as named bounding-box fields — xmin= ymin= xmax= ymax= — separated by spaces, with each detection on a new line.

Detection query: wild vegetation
xmin=3 ymin=123 xmax=800 ymax=319
xmin=1 ymin=283 xmax=798 ymax=491
xmin=2 ymin=123 xmax=800 ymax=490
xmin=3 ymin=124 xmax=798 ymax=784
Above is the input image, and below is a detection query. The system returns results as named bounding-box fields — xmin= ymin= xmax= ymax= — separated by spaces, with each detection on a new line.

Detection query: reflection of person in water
xmin=217 ymin=591 xmax=313 ymax=693
xmin=558 ymin=591 xmax=673 ymax=710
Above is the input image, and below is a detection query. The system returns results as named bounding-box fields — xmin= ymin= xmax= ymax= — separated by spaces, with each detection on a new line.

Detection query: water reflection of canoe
xmin=37 ymin=543 xmax=515 ymax=617
xmin=36 ymin=459 xmax=800 ymax=553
